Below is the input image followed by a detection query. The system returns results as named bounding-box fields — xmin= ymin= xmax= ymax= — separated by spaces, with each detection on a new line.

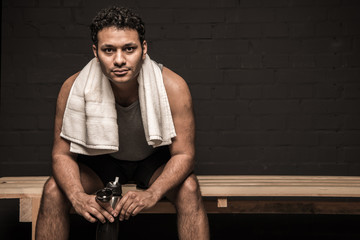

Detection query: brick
xmin=189 ymin=24 xmax=212 ymax=39
xmin=0 ymin=116 xmax=37 ymax=130
xmin=314 ymin=84 xmax=342 ymax=99
xmin=315 ymin=22 xmax=343 ymax=36
xmin=291 ymin=0 xmax=341 ymax=5
xmin=342 ymin=133 xmax=360 ymax=146
xmin=224 ymin=69 xmax=275 ymax=84
xmin=250 ymin=100 xmax=301 ymax=114
xmin=237 ymin=86 xmax=262 ymax=99
xmin=289 ymin=23 xmax=315 ymax=37
xmin=63 ymin=0 xmax=83 ymax=7
xmin=37 ymin=115 xmax=55 ymax=130
xmin=212 ymin=116 xmax=236 ymax=130
xmin=344 ymin=85 xmax=360 ymax=99
xmin=291 ymin=55 xmax=315 ymax=68
xmin=211 ymin=39 xmax=249 ymax=54
xmin=314 ymin=55 xmax=344 ymax=68
xmin=189 ymin=85 xmax=212 ymax=99
xmin=216 ymin=55 xmax=241 ymax=69
xmin=195 ymin=116 xmax=213 ymax=131
xmin=218 ymin=131 xmax=269 ymax=146
xmin=344 ymin=116 xmax=360 ymax=130
xmin=213 ymin=85 xmax=237 ymax=99
xmin=326 ymin=69 xmax=360 ymax=83
xmin=210 ymin=0 xmax=239 ymax=8
xmin=39 ymin=0 xmax=61 ymax=7
xmin=263 ymin=55 xmax=290 ymax=68
xmin=333 ymin=100 xmax=360 ymax=114
xmin=275 ymin=7 xmax=327 ymax=22
xmin=316 ymin=147 xmax=338 ymax=163
xmin=20 ymin=131 xmax=53 ymax=146
xmin=241 ymin=55 xmax=262 ymax=68
xmin=237 ymin=116 xmax=261 ymax=130
xmin=261 ymin=116 xmax=286 ymax=130
xmin=194 ymin=100 xmax=249 ymax=115
xmin=329 ymin=6 xmax=360 ymax=20
xmin=186 ymin=69 xmax=223 ymax=84
xmin=261 ymin=85 xmax=290 ymax=99
xmin=9 ymin=0 xmax=36 ymax=7
xmin=263 ymin=23 xmax=289 ymax=37
xmin=277 ymin=70 xmax=325 ymax=83
xmin=213 ymin=23 xmax=262 ymax=39
xmin=290 ymin=85 xmax=313 ymax=98
xmin=196 ymin=131 xmax=219 ymax=146
xmin=344 ymin=148 xmax=360 ymax=163
xmin=226 ymin=9 xmax=274 ymax=22
xmin=190 ymin=54 xmax=216 ymax=69
xmin=23 ymin=8 xmax=72 ymax=23
xmin=347 ymin=54 xmax=360 ymax=67
xmin=13 ymin=23 xmax=39 ymax=37
xmin=252 ymin=39 xmax=300 ymax=54
xmin=140 ymin=10 xmax=174 ymax=24
xmin=301 ymin=100 xmax=336 ymax=114
xmin=302 ymin=38 xmax=352 ymax=54
xmin=174 ymin=9 xmax=224 ymax=23
xmin=269 ymin=132 xmax=319 ymax=146
xmin=313 ymin=115 xmax=341 ymax=130
xmin=0 ymin=132 xmax=22 ymax=146
xmin=287 ymin=115 xmax=313 ymax=130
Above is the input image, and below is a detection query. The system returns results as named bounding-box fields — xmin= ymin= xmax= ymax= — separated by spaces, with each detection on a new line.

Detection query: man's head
xmin=90 ymin=6 xmax=147 ymax=85
xmin=90 ymin=6 xmax=145 ymax=47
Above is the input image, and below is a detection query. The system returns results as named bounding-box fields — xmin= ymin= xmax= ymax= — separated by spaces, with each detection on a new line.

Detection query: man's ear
xmin=92 ymin=44 xmax=98 ymax=61
xmin=142 ymin=40 xmax=148 ymax=59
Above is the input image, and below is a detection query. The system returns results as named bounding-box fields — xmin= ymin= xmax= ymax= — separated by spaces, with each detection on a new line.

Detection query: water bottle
xmin=96 ymin=177 xmax=122 ymax=240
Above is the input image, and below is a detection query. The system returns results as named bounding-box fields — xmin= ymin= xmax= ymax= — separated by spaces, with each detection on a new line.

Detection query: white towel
xmin=60 ymin=54 xmax=176 ymax=155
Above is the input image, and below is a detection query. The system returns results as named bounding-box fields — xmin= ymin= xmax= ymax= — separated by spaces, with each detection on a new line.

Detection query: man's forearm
xmin=147 ymin=153 xmax=194 ymax=201
xmin=52 ymin=154 xmax=84 ymax=204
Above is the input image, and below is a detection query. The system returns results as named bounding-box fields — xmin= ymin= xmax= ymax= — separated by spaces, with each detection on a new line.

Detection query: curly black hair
xmin=90 ymin=6 xmax=145 ymax=46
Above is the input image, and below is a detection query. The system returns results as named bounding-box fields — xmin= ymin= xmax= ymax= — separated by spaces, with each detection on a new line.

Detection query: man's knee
xmin=41 ymin=177 xmax=68 ymax=207
xmin=174 ymin=174 xmax=202 ymax=211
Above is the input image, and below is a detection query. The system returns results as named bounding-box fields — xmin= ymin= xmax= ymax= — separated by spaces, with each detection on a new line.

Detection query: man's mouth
xmin=112 ymin=68 xmax=129 ymax=75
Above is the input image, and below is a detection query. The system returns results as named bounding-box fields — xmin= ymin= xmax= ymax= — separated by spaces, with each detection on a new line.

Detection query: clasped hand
xmin=72 ymin=190 xmax=158 ymax=223
xmin=112 ymin=190 xmax=158 ymax=221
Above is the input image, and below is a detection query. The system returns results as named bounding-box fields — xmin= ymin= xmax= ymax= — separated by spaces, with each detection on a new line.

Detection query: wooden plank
xmin=32 ymin=197 xmax=41 ymax=240
xmin=217 ymin=198 xmax=228 ymax=208
xmin=202 ymin=200 xmax=360 ymax=214
xmin=20 ymin=198 xmax=32 ymax=222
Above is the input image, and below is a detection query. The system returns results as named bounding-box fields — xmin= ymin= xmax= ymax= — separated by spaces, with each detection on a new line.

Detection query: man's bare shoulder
xmin=60 ymin=72 xmax=80 ymax=96
xmin=162 ymin=67 xmax=190 ymax=97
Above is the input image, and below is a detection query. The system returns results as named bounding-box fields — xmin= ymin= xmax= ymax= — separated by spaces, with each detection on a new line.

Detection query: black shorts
xmin=77 ymin=146 xmax=171 ymax=189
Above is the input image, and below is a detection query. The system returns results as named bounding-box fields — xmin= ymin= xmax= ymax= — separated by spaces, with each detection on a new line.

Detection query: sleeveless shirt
xmin=110 ymin=100 xmax=156 ymax=161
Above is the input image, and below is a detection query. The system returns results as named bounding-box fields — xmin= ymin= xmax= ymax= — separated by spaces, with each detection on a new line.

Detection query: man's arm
xmin=52 ymin=72 xmax=114 ymax=223
xmin=115 ymin=67 xmax=196 ymax=220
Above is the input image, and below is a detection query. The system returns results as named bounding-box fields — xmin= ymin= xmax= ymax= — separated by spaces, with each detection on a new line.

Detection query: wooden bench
xmin=2 ymin=175 xmax=360 ymax=240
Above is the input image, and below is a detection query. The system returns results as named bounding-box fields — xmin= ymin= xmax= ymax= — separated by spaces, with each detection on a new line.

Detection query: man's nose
xmin=114 ymin=50 xmax=125 ymax=66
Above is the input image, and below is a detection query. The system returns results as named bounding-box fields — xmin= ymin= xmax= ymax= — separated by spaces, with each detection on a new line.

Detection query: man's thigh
xmin=78 ymin=162 xmax=105 ymax=194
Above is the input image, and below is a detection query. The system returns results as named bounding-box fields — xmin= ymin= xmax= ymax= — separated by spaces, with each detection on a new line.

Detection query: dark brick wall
xmin=1 ymin=0 xmax=360 ymax=177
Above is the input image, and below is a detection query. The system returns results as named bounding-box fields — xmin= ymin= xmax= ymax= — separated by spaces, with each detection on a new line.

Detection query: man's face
xmin=93 ymin=26 xmax=147 ymax=85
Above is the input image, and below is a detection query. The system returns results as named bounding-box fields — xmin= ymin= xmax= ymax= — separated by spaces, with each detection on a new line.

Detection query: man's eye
xmin=104 ymin=48 xmax=113 ymax=53
xmin=125 ymin=47 xmax=135 ymax=52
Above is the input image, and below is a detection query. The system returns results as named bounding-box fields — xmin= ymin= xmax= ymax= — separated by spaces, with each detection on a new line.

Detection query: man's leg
xmin=35 ymin=163 xmax=104 ymax=240
xmin=149 ymin=168 xmax=210 ymax=240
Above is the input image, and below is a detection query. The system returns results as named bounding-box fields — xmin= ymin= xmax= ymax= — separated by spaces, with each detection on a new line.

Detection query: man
xmin=35 ymin=6 xmax=210 ymax=240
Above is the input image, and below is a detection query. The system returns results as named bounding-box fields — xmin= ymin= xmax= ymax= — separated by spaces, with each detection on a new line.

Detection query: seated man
xmin=35 ymin=6 xmax=209 ymax=240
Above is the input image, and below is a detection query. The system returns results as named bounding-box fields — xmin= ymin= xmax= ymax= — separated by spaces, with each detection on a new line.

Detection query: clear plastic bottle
xmin=96 ymin=177 xmax=122 ymax=240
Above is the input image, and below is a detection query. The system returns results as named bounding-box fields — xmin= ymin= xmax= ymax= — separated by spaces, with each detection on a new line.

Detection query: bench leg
xmin=32 ymin=197 xmax=41 ymax=240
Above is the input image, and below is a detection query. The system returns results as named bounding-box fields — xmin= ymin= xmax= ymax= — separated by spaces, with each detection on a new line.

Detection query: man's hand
xmin=113 ymin=190 xmax=159 ymax=221
xmin=70 ymin=192 xmax=115 ymax=223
